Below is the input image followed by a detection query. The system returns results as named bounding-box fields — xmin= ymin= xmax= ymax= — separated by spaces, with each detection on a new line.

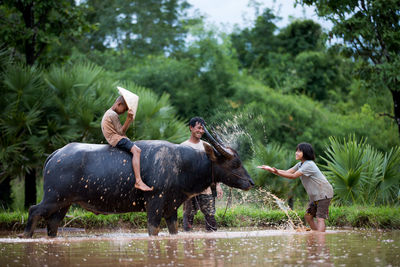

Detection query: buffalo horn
xmin=202 ymin=124 xmax=234 ymax=159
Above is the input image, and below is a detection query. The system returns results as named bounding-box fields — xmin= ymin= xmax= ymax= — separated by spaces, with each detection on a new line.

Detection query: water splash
xmin=210 ymin=113 xmax=304 ymax=230
xmin=226 ymin=187 xmax=305 ymax=231
xmin=211 ymin=114 xmax=257 ymax=151
xmin=264 ymin=190 xmax=305 ymax=231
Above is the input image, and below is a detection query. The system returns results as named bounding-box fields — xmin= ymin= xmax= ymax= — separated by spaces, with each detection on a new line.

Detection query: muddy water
xmin=1 ymin=229 xmax=399 ymax=266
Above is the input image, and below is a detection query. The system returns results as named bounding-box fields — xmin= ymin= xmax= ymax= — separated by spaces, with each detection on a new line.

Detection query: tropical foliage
xmin=247 ymin=143 xmax=303 ymax=204
xmin=125 ymin=82 xmax=187 ymax=143
xmin=81 ymin=0 xmax=194 ymax=59
xmin=0 ymin=0 xmax=399 ymax=210
xmin=0 ymin=0 xmax=93 ymax=65
xmin=0 ymin=58 xmax=186 ymax=209
xmin=321 ymin=136 xmax=400 ymax=205
xmin=298 ymin=0 xmax=400 ymax=141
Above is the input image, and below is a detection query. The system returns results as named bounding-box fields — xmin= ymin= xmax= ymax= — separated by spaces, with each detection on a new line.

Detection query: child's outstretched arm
xmin=122 ymin=109 xmax=135 ymax=134
xmin=257 ymin=165 xmax=302 ymax=180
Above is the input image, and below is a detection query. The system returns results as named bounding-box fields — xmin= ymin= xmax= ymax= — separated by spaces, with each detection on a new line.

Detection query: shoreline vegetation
xmin=1 ymin=205 xmax=399 ymax=232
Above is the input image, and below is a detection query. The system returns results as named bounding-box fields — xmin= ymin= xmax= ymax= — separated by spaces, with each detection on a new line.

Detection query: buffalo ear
xmin=203 ymin=142 xmax=219 ymax=162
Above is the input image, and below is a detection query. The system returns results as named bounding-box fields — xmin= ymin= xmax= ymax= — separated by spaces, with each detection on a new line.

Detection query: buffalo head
xmin=202 ymin=125 xmax=254 ymax=191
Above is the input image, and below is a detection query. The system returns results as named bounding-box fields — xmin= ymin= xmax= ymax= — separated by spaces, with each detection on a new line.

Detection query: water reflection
xmin=305 ymin=233 xmax=332 ymax=266
xmin=0 ymin=229 xmax=399 ymax=266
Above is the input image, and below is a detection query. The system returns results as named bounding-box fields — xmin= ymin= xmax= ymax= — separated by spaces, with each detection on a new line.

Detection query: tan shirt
xmin=181 ymin=139 xmax=212 ymax=195
xmin=101 ymin=109 xmax=127 ymax=147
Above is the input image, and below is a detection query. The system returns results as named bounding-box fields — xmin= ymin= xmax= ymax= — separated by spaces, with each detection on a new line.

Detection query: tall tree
xmin=82 ymin=0 xmax=194 ymax=57
xmin=297 ymin=0 xmax=400 ymax=137
xmin=277 ymin=19 xmax=324 ymax=56
xmin=289 ymin=50 xmax=353 ymax=101
xmin=0 ymin=0 xmax=92 ymax=66
xmin=230 ymin=8 xmax=280 ymax=70
xmin=0 ymin=47 xmax=13 ymax=209
xmin=117 ymin=28 xmax=240 ymax=120
xmin=0 ymin=63 xmax=47 ymax=209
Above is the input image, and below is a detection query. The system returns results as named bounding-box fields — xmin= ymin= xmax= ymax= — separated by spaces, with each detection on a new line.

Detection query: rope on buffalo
xmin=222 ymin=188 xmax=232 ymax=220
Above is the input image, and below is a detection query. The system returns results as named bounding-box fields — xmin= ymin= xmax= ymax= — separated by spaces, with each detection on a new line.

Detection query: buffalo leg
xmin=21 ymin=202 xmax=62 ymax=238
xmin=147 ymin=216 xmax=162 ymax=236
xmin=46 ymin=206 xmax=70 ymax=237
xmin=165 ymin=212 xmax=178 ymax=235
xmin=20 ymin=204 xmax=42 ymax=238
xmin=146 ymin=201 xmax=163 ymax=236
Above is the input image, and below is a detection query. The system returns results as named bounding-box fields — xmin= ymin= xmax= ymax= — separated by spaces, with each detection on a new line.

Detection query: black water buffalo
xmin=21 ymin=129 xmax=254 ymax=237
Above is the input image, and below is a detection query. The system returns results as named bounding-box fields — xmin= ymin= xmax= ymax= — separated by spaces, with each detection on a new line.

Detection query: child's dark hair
xmin=296 ymin=142 xmax=315 ymax=161
xmin=115 ymin=95 xmax=126 ymax=105
xmin=188 ymin=117 xmax=205 ymax=127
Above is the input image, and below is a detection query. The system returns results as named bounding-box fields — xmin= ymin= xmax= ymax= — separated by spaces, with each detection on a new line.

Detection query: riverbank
xmin=1 ymin=205 xmax=399 ymax=231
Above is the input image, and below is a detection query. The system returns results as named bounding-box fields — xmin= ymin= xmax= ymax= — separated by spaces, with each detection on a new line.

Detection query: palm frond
xmin=377 ymin=147 xmax=400 ymax=204
xmin=118 ymin=82 xmax=187 ymax=142
xmin=71 ymin=62 xmax=104 ymax=89
xmin=321 ymin=136 xmax=368 ymax=204
xmin=0 ymin=46 xmax=12 ymax=73
xmin=361 ymin=145 xmax=384 ymax=203
xmin=248 ymin=142 xmax=297 ymax=197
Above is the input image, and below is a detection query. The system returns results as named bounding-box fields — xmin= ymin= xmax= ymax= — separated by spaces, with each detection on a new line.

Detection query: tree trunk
xmin=20 ymin=1 xmax=36 ymax=65
xmin=390 ymin=89 xmax=400 ymax=138
xmin=24 ymin=169 xmax=37 ymax=209
xmin=0 ymin=176 xmax=12 ymax=209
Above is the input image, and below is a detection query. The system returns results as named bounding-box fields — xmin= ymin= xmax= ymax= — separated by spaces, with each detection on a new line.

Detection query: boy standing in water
xmin=101 ymin=95 xmax=153 ymax=191
xmin=258 ymin=143 xmax=333 ymax=232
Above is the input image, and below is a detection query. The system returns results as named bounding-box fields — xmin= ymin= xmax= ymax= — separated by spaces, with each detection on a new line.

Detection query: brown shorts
xmin=306 ymin=198 xmax=332 ymax=219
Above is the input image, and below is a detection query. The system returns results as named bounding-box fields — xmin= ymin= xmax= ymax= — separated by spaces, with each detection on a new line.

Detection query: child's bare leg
xmin=316 ymin=218 xmax=326 ymax=232
xmin=131 ymin=145 xmax=153 ymax=191
xmin=305 ymin=214 xmax=318 ymax=230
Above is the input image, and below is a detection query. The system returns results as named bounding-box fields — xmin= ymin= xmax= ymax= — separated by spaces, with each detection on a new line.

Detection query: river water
xmin=0 ymin=228 xmax=399 ymax=266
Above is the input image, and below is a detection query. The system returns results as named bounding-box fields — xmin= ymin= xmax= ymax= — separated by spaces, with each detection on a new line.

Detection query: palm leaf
xmin=360 ymin=145 xmax=384 ymax=203
xmin=376 ymin=147 xmax=400 ymax=204
xmin=119 ymin=82 xmax=187 ymax=142
xmin=321 ymin=136 xmax=368 ymax=204
xmin=248 ymin=142 xmax=297 ymax=197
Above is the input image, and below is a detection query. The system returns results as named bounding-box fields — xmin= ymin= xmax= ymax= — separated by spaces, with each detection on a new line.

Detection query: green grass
xmin=1 ymin=205 xmax=399 ymax=231
xmin=327 ymin=206 xmax=400 ymax=228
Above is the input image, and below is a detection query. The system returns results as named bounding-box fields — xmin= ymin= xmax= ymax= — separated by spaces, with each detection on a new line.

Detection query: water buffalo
xmin=21 ymin=129 xmax=254 ymax=237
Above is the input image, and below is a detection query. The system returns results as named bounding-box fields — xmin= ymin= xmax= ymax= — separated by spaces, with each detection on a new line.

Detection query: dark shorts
xmin=116 ymin=138 xmax=135 ymax=153
xmin=306 ymin=198 xmax=332 ymax=219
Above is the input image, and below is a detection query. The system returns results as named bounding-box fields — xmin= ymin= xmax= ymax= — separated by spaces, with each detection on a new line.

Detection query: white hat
xmin=117 ymin=86 xmax=139 ymax=114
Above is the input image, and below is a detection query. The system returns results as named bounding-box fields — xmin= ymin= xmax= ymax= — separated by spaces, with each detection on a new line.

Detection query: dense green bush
xmin=246 ymin=143 xmax=303 ymax=200
xmin=113 ymin=29 xmax=240 ymax=120
xmin=228 ymin=77 xmax=396 ymax=152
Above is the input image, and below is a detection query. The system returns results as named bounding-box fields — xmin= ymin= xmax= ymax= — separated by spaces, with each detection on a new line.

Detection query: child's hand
xmin=257 ymin=165 xmax=274 ymax=172
xmin=127 ymin=109 xmax=135 ymax=120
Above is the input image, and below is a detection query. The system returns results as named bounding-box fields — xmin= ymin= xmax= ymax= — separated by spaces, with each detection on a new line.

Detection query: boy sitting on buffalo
xmin=101 ymin=93 xmax=153 ymax=191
